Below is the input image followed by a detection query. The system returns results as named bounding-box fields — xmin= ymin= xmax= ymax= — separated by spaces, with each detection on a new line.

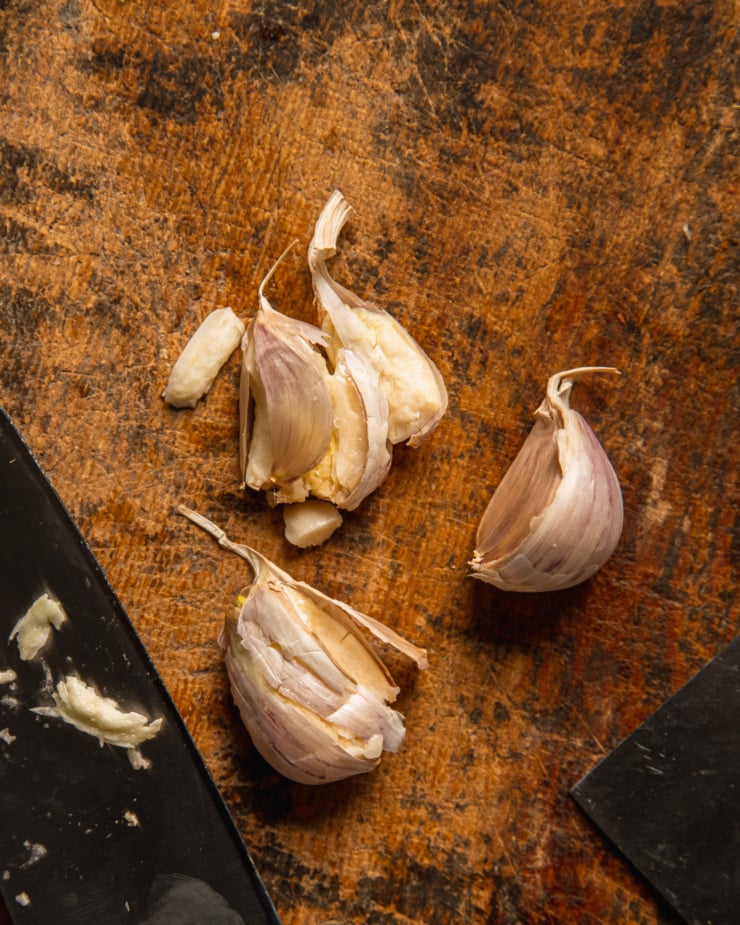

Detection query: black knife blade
xmin=0 ymin=408 xmax=281 ymax=925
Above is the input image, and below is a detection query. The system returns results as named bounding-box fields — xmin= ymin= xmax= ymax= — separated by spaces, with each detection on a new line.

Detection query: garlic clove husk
xmin=308 ymin=190 xmax=448 ymax=447
xmin=240 ymin=254 xmax=335 ymax=491
xmin=470 ymin=367 xmax=623 ymax=592
xmin=179 ymin=506 xmax=427 ymax=784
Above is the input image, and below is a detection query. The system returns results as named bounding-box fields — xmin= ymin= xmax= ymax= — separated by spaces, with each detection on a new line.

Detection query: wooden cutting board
xmin=0 ymin=1 xmax=736 ymax=922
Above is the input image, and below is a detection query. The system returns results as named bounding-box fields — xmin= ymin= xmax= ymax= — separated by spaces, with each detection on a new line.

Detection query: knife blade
xmin=0 ymin=408 xmax=282 ymax=925
xmin=571 ymin=636 xmax=740 ymax=925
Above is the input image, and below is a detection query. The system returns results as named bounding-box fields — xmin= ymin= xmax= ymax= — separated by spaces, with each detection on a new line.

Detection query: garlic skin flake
xmin=163 ymin=307 xmax=245 ymax=409
xmin=179 ymin=506 xmax=428 ymax=784
xmin=471 ymin=367 xmax=623 ymax=592
xmin=240 ymin=261 xmax=335 ymax=493
xmin=308 ymin=190 xmax=448 ymax=447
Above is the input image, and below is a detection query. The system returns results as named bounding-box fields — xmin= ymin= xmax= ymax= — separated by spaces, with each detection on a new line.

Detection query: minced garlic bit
xmin=15 ymin=892 xmax=31 ymax=907
xmin=0 ymin=669 xmax=16 ymax=685
xmin=10 ymin=594 xmax=67 ymax=661
xmin=0 ymin=728 xmax=15 ymax=745
xmin=33 ymin=675 xmax=163 ymax=770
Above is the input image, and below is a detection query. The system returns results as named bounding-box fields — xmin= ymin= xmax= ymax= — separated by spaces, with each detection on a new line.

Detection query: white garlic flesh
xmin=470 ymin=367 xmax=623 ymax=592
xmin=179 ymin=506 xmax=428 ymax=784
xmin=283 ymin=499 xmax=343 ymax=548
xmin=163 ymin=307 xmax=245 ymax=409
xmin=308 ymin=190 xmax=448 ymax=448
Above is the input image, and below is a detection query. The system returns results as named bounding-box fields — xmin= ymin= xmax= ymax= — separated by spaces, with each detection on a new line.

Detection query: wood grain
xmin=0 ymin=0 xmax=737 ymax=922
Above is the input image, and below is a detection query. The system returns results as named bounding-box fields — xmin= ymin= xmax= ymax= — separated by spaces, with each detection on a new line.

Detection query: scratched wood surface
xmin=1 ymin=1 xmax=737 ymax=922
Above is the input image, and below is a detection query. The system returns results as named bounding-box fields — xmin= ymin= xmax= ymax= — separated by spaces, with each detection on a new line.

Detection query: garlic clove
xmin=470 ymin=367 xmax=623 ymax=592
xmin=163 ymin=307 xmax=245 ymax=409
xmin=240 ymin=253 xmax=335 ymax=491
xmin=179 ymin=506 xmax=427 ymax=784
xmin=303 ymin=347 xmax=393 ymax=511
xmin=308 ymin=190 xmax=448 ymax=447
xmin=283 ymin=499 xmax=343 ymax=547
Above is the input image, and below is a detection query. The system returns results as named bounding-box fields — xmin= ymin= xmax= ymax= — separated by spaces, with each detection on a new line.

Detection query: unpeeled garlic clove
xmin=470 ymin=367 xmax=623 ymax=592
xmin=308 ymin=190 xmax=448 ymax=447
xmin=240 ymin=250 xmax=335 ymax=492
xmin=179 ymin=506 xmax=428 ymax=784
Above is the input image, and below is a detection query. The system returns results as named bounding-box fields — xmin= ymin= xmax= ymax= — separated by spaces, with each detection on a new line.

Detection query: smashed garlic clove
xmin=302 ymin=347 xmax=393 ymax=511
xmin=179 ymin=506 xmax=427 ymax=784
xmin=283 ymin=499 xmax=343 ymax=547
xmin=32 ymin=675 xmax=162 ymax=769
xmin=163 ymin=307 xmax=245 ymax=409
xmin=470 ymin=367 xmax=623 ymax=592
xmin=10 ymin=594 xmax=67 ymax=661
xmin=308 ymin=190 xmax=448 ymax=447
xmin=240 ymin=252 xmax=334 ymax=491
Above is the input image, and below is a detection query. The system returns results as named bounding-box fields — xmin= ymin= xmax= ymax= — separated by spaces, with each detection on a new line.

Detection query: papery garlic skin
xmin=179 ymin=507 xmax=427 ymax=784
xmin=163 ymin=307 xmax=245 ymax=409
xmin=240 ymin=262 xmax=334 ymax=493
xmin=471 ymin=367 xmax=623 ymax=592
xmin=308 ymin=190 xmax=448 ymax=447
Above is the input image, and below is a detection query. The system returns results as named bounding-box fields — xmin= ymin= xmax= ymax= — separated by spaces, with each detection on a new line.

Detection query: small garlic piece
xmin=33 ymin=675 xmax=163 ymax=769
xmin=10 ymin=593 xmax=67 ymax=661
xmin=163 ymin=307 xmax=245 ymax=409
xmin=302 ymin=347 xmax=392 ymax=511
xmin=308 ymin=190 xmax=447 ymax=447
xmin=240 ymin=251 xmax=334 ymax=494
xmin=283 ymin=499 xmax=343 ymax=547
xmin=470 ymin=367 xmax=623 ymax=592
xmin=179 ymin=506 xmax=428 ymax=784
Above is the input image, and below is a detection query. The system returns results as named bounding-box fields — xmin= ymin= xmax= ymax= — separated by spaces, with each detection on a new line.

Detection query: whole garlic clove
xmin=470 ymin=367 xmax=623 ymax=592
xmin=179 ymin=507 xmax=428 ymax=785
xmin=240 ymin=251 xmax=335 ymax=492
xmin=308 ymin=190 xmax=448 ymax=447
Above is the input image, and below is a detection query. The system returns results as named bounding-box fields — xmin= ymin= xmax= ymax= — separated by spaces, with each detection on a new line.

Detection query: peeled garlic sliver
xmin=308 ymin=190 xmax=448 ymax=447
xmin=470 ymin=367 xmax=623 ymax=592
xmin=283 ymin=499 xmax=343 ymax=547
xmin=241 ymin=253 xmax=334 ymax=489
xmin=163 ymin=307 xmax=245 ymax=409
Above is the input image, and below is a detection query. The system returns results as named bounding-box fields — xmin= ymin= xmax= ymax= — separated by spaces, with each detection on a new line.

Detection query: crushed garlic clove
xmin=163 ymin=307 xmax=245 ymax=409
xmin=471 ymin=367 xmax=623 ymax=592
xmin=179 ymin=506 xmax=428 ymax=784
xmin=308 ymin=190 xmax=448 ymax=447
xmin=10 ymin=594 xmax=67 ymax=661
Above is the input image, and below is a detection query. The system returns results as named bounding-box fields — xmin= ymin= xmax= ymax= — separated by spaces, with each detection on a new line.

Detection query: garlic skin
xmin=308 ymin=190 xmax=448 ymax=447
xmin=179 ymin=507 xmax=428 ymax=784
xmin=240 ymin=258 xmax=335 ymax=493
xmin=163 ymin=307 xmax=245 ymax=409
xmin=470 ymin=367 xmax=623 ymax=592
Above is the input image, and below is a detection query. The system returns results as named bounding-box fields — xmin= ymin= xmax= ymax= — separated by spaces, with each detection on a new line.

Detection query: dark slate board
xmin=571 ymin=636 xmax=740 ymax=925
